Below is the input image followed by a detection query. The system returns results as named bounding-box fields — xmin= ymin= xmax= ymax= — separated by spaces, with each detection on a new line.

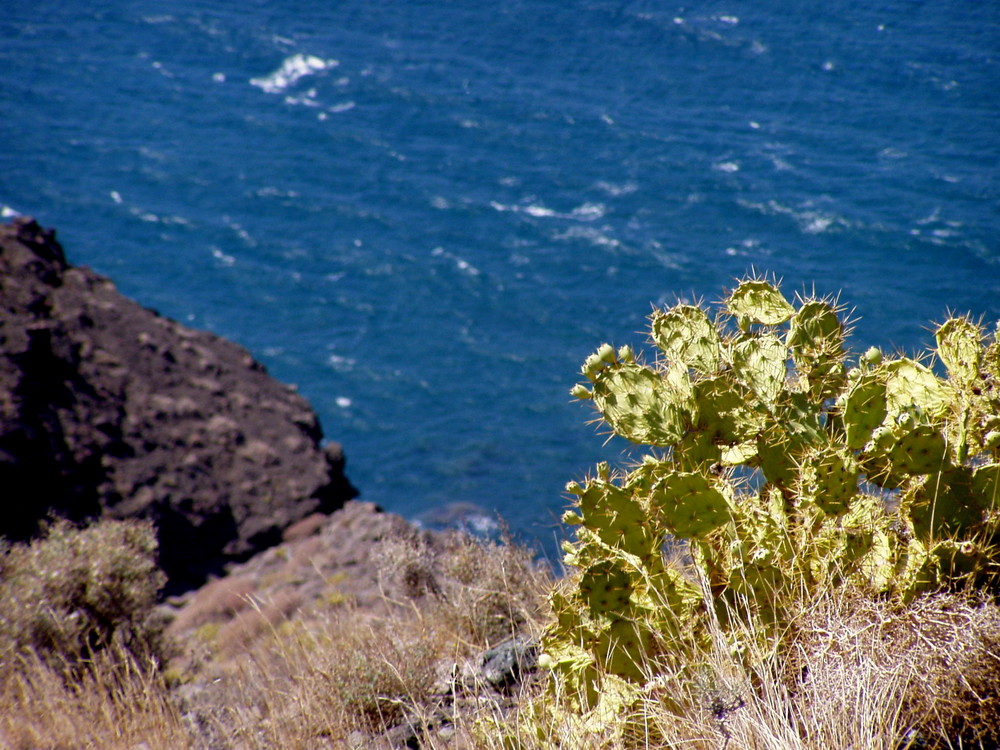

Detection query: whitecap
xmin=284 ymin=88 xmax=320 ymax=107
xmin=554 ymin=226 xmax=621 ymax=250
xmin=716 ymin=15 xmax=739 ymax=24
xmin=250 ymin=54 xmax=339 ymax=94
xmin=328 ymin=101 xmax=356 ymax=113
xmin=524 ymin=204 xmax=556 ymax=217
xmin=328 ymin=353 xmax=356 ymax=372
xmin=1 ymin=205 xmax=20 ymax=218
xmin=211 ymin=247 xmax=235 ymax=266
xmin=595 ymin=180 xmax=637 ymax=196
xmin=738 ymin=199 xmax=847 ymax=235
xmin=431 ymin=246 xmax=480 ymax=276
xmin=714 ymin=161 xmax=740 ymax=173
xmin=571 ymin=202 xmax=605 ymax=220
xmin=335 ymin=396 xmax=352 ymax=408
xmin=110 ymin=190 xmax=123 ymax=204
xmin=769 ymin=155 xmax=792 ymax=171
xmin=804 ymin=216 xmax=833 ymax=234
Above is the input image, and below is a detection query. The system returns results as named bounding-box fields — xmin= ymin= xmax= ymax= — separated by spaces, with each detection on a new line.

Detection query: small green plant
xmin=541 ymin=277 xmax=1000 ymax=720
xmin=0 ymin=518 xmax=167 ymax=675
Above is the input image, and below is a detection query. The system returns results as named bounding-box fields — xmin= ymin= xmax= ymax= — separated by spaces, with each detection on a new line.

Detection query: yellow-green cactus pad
xmin=650 ymin=304 xmax=722 ymax=373
xmin=650 ymin=470 xmax=731 ymax=538
xmin=839 ymin=373 xmax=888 ymax=450
xmin=730 ymin=333 xmax=788 ymax=404
xmin=578 ymin=560 xmax=635 ymax=614
xmin=726 ymin=279 xmax=795 ymax=329
xmin=597 ymin=617 xmax=657 ymax=681
xmin=798 ymin=445 xmax=859 ymax=515
xmin=881 ymin=358 xmax=953 ymax=420
xmin=592 ymin=363 xmax=689 ymax=446
xmin=889 ymin=424 xmax=949 ymax=475
xmin=935 ymin=316 xmax=983 ymax=384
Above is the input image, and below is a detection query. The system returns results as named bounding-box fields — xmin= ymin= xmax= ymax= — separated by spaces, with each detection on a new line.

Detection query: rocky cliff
xmin=0 ymin=216 xmax=357 ymax=592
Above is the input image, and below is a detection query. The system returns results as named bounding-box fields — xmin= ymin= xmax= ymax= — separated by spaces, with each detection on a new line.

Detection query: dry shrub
xmin=0 ymin=518 xmax=167 ymax=676
xmin=784 ymin=590 xmax=1000 ymax=748
xmin=377 ymin=527 xmax=551 ymax=646
xmin=0 ymin=645 xmax=194 ymax=750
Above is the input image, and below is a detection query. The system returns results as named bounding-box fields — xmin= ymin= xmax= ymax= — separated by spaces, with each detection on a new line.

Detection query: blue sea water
xmin=2 ymin=1 xmax=999 ymax=552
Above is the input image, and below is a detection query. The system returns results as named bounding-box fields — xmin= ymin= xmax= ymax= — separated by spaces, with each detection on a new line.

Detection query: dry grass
xmin=4 ymin=516 xmax=1000 ymax=749
xmin=0 ymin=646 xmax=195 ymax=750
xmin=171 ymin=527 xmax=555 ymax=749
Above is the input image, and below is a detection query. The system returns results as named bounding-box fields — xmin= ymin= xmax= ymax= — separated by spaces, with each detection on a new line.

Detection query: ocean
xmin=2 ymin=0 xmax=998 ymax=553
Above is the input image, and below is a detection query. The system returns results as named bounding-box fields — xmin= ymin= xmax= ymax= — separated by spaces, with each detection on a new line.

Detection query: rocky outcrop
xmin=0 ymin=216 xmax=357 ymax=592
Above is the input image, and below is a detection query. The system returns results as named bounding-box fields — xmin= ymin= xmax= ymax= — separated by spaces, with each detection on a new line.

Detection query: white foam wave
xmin=739 ymin=199 xmax=849 ymax=235
xmin=211 ymin=247 xmax=235 ymax=266
xmin=595 ymin=180 xmax=638 ymax=196
xmin=284 ymin=88 xmax=320 ymax=107
xmin=571 ymin=202 xmax=606 ymax=220
xmin=327 ymin=353 xmax=357 ymax=372
xmin=490 ymin=200 xmax=605 ymax=221
xmin=251 ymin=54 xmax=339 ymax=94
xmin=713 ymin=161 xmax=740 ymax=173
xmin=431 ymin=246 xmax=480 ymax=276
xmin=524 ymin=204 xmax=555 ymax=217
xmin=1 ymin=205 xmax=20 ymax=219
xmin=553 ymin=226 xmax=622 ymax=250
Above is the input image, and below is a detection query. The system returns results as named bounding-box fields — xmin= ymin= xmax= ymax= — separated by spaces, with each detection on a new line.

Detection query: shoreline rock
xmin=0 ymin=217 xmax=358 ymax=593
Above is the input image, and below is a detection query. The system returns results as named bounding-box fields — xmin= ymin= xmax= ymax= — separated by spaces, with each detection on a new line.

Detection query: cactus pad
xmin=693 ymin=373 xmax=763 ymax=445
xmin=649 ymin=470 xmax=731 ymax=538
xmin=936 ymin=316 xmax=983 ymax=384
xmin=797 ymin=445 xmax=859 ymax=515
xmin=881 ymin=358 xmax=953 ymax=420
xmin=730 ymin=333 xmax=788 ymax=404
xmin=598 ymin=617 xmax=656 ymax=680
xmin=725 ymin=279 xmax=795 ymax=329
xmin=650 ymin=304 xmax=722 ymax=373
xmin=839 ymin=373 xmax=888 ymax=450
xmin=787 ymin=300 xmax=843 ymax=353
xmin=592 ymin=362 xmax=689 ymax=446
xmin=903 ymin=467 xmax=985 ymax=539
xmin=573 ymin=477 xmax=654 ymax=554
xmin=578 ymin=561 xmax=635 ymax=614
xmin=889 ymin=424 xmax=949 ymax=475
xmin=787 ymin=300 xmax=846 ymax=398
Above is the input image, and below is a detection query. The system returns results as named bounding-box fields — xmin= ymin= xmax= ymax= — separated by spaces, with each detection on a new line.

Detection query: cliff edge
xmin=0 ymin=216 xmax=357 ymax=592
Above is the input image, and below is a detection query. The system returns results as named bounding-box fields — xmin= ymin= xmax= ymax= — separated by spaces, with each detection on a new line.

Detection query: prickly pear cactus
xmin=541 ymin=278 xmax=1000 ymax=720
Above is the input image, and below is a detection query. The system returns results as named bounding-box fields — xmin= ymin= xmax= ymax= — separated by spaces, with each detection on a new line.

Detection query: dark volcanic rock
xmin=0 ymin=217 xmax=357 ymax=592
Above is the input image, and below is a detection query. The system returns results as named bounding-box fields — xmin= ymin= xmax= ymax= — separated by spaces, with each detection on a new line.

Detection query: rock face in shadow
xmin=0 ymin=217 xmax=357 ymax=593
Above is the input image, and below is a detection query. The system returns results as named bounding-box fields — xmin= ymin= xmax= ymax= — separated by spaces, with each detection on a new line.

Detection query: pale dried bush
xmin=783 ymin=590 xmax=1000 ymax=748
xmin=377 ymin=527 xmax=552 ymax=646
xmin=0 ymin=518 xmax=167 ymax=677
